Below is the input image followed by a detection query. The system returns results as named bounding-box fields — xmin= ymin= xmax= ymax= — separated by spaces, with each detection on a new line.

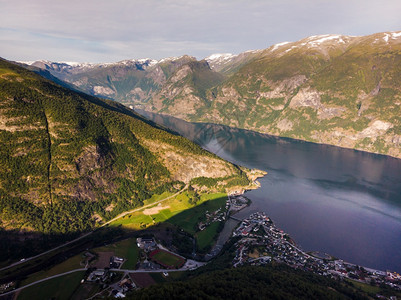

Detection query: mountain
xmin=20 ymin=55 xmax=198 ymax=105
xmin=149 ymin=60 xmax=224 ymax=119
xmin=197 ymin=32 xmax=401 ymax=158
xmin=23 ymin=31 xmax=401 ymax=159
xmin=205 ymin=50 xmax=261 ymax=75
xmin=0 ymin=58 xmax=250 ymax=247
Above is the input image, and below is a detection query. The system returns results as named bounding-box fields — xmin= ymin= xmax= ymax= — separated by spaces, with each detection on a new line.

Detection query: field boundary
xmin=148 ymin=249 xmax=185 ymax=269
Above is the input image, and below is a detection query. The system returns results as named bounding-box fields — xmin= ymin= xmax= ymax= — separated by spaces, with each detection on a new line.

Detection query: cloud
xmin=1 ymin=0 xmax=401 ymax=62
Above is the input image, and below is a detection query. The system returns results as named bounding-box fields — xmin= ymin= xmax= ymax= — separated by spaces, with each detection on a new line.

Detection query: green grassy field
xmin=167 ymin=193 xmax=227 ymax=234
xmin=110 ymin=191 xmax=227 ymax=235
xmin=15 ymin=192 xmax=226 ymax=289
xmin=167 ymin=193 xmax=227 ymax=251
xmin=92 ymin=238 xmax=139 ymax=269
xmin=70 ymin=282 xmax=100 ymax=300
xmin=347 ymin=279 xmax=380 ymax=294
xmin=142 ymin=191 xmax=174 ymax=205
xmin=196 ymin=222 xmax=221 ymax=251
xmin=20 ymin=253 xmax=84 ymax=286
xmin=346 ymin=279 xmax=401 ymax=298
xmin=111 ymin=191 xmax=228 ymax=252
xmin=149 ymin=249 xmax=185 ymax=268
xmin=17 ymin=271 xmax=85 ymax=300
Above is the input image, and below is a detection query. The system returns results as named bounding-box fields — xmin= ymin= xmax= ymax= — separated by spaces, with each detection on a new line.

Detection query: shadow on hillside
xmin=0 ymin=195 xmax=229 ymax=284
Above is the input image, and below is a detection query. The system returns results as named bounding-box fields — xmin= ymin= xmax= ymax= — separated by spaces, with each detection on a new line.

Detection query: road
xmin=0 ymin=269 xmax=86 ymax=297
xmin=0 ymin=257 xmax=205 ymax=297
xmin=101 ymin=184 xmax=188 ymax=227
xmin=0 ymin=185 xmax=188 ymax=273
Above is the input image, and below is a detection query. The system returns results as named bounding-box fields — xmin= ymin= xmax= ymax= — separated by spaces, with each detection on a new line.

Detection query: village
xmin=79 ymin=236 xmax=205 ymax=298
xmin=232 ymin=211 xmax=401 ymax=294
xmin=78 ymin=195 xmax=251 ymax=298
xmin=86 ymin=203 xmax=401 ymax=298
xmin=2 ymin=194 xmax=400 ymax=299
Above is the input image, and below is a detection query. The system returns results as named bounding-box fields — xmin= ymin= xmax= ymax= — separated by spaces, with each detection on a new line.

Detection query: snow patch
xmin=306 ymin=35 xmax=345 ymax=47
xmin=205 ymin=53 xmax=237 ymax=68
xmin=244 ymin=49 xmax=262 ymax=54
xmin=17 ymin=61 xmax=36 ymax=65
xmin=206 ymin=53 xmax=235 ymax=61
xmin=284 ymin=46 xmax=297 ymax=53
xmin=148 ymin=59 xmax=158 ymax=67
xmin=158 ymin=55 xmax=190 ymax=63
xmin=391 ymin=31 xmax=401 ymax=38
xmin=271 ymin=42 xmax=290 ymax=51
xmin=380 ymin=31 xmax=401 ymax=43
xmin=62 ymin=62 xmax=88 ymax=66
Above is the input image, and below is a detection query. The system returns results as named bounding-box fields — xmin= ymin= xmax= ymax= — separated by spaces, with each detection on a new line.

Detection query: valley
xmin=1 ymin=30 xmax=401 ymax=300
xmin=3 ymin=0 xmax=401 ymax=298
xmin=23 ymin=31 xmax=401 ymax=159
xmin=1 ymin=105 xmax=400 ymax=299
xmin=0 ymin=58 xmax=256 ymax=266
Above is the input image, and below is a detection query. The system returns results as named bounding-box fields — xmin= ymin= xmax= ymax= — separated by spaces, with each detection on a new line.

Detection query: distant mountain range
xmin=20 ymin=31 xmax=401 ymax=158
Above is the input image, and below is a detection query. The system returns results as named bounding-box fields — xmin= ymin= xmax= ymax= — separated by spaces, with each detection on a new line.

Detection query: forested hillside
xmin=129 ymin=265 xmax=369 ymax=299
xmin=0 ymin=58 xmax=249 ymax=260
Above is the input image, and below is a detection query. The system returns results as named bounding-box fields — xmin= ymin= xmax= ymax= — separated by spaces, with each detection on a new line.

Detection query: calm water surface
xmin=138 ymin=110 xmax=401 ymax=272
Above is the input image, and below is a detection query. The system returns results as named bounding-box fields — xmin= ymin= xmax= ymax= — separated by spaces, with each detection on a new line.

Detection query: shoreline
xmin=226 ymin=168 xmax=267 ymax=196
xmin=231 ymin=211 xmax=401 ymax=289
xmin=134 ymin=108 xmax=401 ymax=161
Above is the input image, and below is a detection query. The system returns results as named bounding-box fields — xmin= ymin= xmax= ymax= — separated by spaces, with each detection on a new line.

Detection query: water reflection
xmin=137 ymin=109 xmax=401 ymax=272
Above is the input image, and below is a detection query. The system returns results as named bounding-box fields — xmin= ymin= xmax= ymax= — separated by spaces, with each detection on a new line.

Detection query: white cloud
xmin=1 ymin=0 xmax=401 ymax=62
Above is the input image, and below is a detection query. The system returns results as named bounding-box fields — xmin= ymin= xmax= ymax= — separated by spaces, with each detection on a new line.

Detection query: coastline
xmin=226 ymin=168 xmax=267 ymax=196
xmin=134 ymin=108 xmax=401 ymax=161
xmin=231 ymin=211 xmax=401 ymax=290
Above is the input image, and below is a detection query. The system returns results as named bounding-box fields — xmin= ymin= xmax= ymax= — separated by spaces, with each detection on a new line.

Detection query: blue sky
xmin=1 ymin=0 xmax=401 ymax=62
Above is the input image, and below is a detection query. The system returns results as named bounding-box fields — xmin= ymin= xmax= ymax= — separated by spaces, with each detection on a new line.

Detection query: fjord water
xmin=138 ymin=110 xmax=401 ymax=272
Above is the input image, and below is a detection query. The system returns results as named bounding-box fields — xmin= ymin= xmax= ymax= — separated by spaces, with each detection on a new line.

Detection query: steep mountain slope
xmin=197 ymin=32 xmax=401 ymax=158
xmin=205 ymin=50 xmax=261 ymax=75
xmin=0 ymin=58 xmax=248 ymax=238
xmin=22 ymin=56 xmax=198 ymax=105
xmin=148 ymin=60 xmax=224 ymax=119
xmin=23 ymin=31 xmax=401 ymax=158
xmin=146 ymin=31 xmax=401 ymax=158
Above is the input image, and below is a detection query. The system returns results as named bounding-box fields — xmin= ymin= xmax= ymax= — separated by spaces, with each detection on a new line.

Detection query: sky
xmin=1 ymin=0 xmax=401 ymax=63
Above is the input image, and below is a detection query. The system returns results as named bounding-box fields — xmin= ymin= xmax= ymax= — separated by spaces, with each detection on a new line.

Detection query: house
xmin=387 ymin=271 xmax=401 ymax=281
xmin=137 ymin=237 xmax=157 ymax=252
xmin=87 ymin=269 xmax=108 ymax=282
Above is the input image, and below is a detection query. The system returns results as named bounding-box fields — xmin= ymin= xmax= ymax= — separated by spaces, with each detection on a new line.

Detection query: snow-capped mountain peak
xmin=205 ymin=53 xmax=235 ymax=62
xmin=205 ymin=53 xmax=237 ymax=70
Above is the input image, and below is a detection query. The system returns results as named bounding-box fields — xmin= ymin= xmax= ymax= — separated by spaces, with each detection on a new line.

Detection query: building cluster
xmin=136 ymin=237 xmax=157 ymax=252
xmin=85 ymin=267 xmax=136 ymax=298
xmin=226 ymin=194 xmax=249 ymax=214
xmin=87 ymin=269 xmax=109 ymax=282
xmin=197 ymin=194 xmax=251 ymax=232
xmin=110 ymin=256 xmax=125 ymax=269
xmin=198 ymin=208 xmax=226 ymax=231
xmin=111 ymin=277 xmax=134 ymax=298
xmin=232 ymin=212 xmax=401 ymax=291
xmin=0 ymin=281 xmax=15 ymax=293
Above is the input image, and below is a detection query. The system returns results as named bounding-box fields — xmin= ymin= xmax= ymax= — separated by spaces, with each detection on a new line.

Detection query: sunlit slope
xmin=0 ymin=58 xmax=248 ymax=235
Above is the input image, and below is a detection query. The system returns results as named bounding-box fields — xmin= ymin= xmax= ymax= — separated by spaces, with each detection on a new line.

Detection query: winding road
xmin=0 ymin=258 xmax=204 ymax=297
xmin=0 ymin=185 xmax=188 ymax=273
